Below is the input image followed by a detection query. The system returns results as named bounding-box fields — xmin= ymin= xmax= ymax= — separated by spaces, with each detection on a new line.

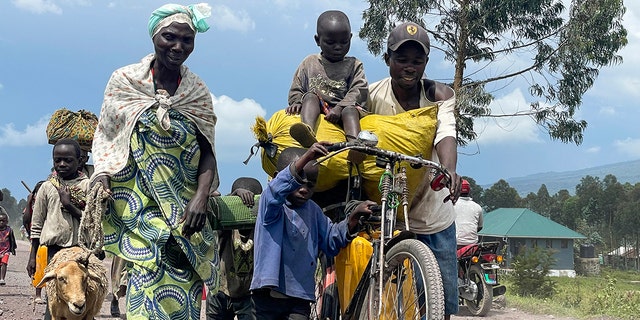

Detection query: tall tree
xmin=482 ymin=179 xmax=521 ymax=211
xmin=533 ymin=184 xmax=553 ymax=217
xmin=360 ymin=0 xmax=627 ymax=145
xmin=601 ymin=174 xmax=624 ymax=250
xmin=559 ymin=194 xmax=580 ymax=230
xmin=575 ymin=175 xmax=604 ymax=225
xmin=616 ymin=183 xmax=640 ymax=268
xmin=549 ymin=189 xmax=572 ymax=226
xmin=522 ymin=192 xmax=537 ymax=212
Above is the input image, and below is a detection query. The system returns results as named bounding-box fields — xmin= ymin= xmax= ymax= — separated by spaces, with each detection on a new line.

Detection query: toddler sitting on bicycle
xmin=250 ymin=142 xmax=376 ymax=320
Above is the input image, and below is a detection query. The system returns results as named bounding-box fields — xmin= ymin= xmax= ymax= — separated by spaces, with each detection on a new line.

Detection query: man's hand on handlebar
xmin=430 ymin=170 xmax=461 ymax=204
xmin=448 ymin=171 xmax=462 ymax=204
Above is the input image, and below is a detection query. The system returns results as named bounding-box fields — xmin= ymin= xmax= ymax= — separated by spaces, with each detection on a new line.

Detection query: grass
xmin=501 ymin=268 xmax=640 ymax=319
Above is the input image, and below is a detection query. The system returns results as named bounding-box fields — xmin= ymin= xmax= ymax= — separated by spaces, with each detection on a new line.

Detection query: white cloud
xmin=273 ymin=0 xmax=300 ymax=9
xmin=599 ymin=106 xmax=616 ymax=116
xmin=473 ymin=88 xmax=542 ymax=145
xmin=0 ymin=83 xmax=4 ymax=90
xmin=210 ymin=5 xmax=255 ymax=33
xmin=62 ymin=0 xmax=90 ymax=5
xmin=211 ymin=94 xmax=267 ymax=163
xmin=12 ymin=0 xmax=62 ymax=14
xmin=0 ymin=116 xmax=49 ymax=147
xmin=613 ymin=138 xmax=640 ymax=158
xmin=612 ymin=75 xmax=640 ymax=99
xmin=586 ymin=146 xmax=600 ymax=154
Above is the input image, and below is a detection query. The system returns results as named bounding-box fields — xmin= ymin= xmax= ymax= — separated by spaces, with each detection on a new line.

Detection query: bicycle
xmin=310 ymin=130 xmax=453 ymax=320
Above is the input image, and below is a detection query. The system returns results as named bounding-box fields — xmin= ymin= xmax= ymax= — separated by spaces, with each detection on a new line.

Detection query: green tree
xmin=615 ymin=183 xmax=640 ymax=268
xmin=559 ymin=194 xmax=581 ymax=230
xmin=601 ymin=174 xmax=624 ymax=250
xmin=1 ymin=188 xmax=23 ymax=230
xmin=510 ymin=246 xmax=557 ymax=297
xmin=575 ymin=175 xmax=604 ymax=225
xmin=522 ymin=184 xmax=554 ymax=217
xmin=522 ymin=192 xmax=537 ymax=212
xmin=360 ymin=0 xmax=627 ymax=145
xmin=481 ymin=179 xmax=521 ymax=211
xmin=549 ymin=189 xmax=573 ymax=226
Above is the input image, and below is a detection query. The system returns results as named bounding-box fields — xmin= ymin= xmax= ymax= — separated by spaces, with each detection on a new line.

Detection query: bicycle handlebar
xmin=319 ymin=141 xmax=452 ymax=192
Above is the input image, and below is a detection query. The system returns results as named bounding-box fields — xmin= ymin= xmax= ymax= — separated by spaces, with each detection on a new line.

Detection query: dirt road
xmin=2 ymin=239 xmax=584 ymax=320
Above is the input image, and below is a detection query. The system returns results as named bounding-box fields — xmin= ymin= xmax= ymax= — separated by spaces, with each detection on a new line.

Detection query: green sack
xmin=208 ymin=195 xmax=259 ymax=230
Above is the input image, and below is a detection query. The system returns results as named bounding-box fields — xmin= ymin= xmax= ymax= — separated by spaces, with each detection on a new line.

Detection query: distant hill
xmin=482 ymin=159 xmax=640 ymax=196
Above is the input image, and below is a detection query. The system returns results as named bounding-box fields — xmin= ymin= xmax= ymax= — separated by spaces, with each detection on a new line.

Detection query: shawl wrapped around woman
xmin=91 ymin=53 xmax=219 ymax=190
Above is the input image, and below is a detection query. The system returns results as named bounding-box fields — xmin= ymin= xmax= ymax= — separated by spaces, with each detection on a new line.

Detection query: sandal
xmin=290 ymin=122 xmax=317 ymax=148
xmin=345 ymin=133 xmax=366 ymax=164
xmin=34 ymin=297 xmax=45 ymax=304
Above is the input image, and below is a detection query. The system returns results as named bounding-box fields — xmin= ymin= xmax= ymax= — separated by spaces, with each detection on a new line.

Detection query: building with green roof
xmin=479 ymin=208 xmax=586 ymax=276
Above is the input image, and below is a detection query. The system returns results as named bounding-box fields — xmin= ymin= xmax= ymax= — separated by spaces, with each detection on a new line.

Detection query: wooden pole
xmin=21 ymin=180 xmax=32 ymax=194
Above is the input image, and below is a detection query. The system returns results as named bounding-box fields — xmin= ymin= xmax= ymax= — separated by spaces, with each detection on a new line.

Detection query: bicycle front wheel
xmin=360 ymin=238 xmax=445 ymax=320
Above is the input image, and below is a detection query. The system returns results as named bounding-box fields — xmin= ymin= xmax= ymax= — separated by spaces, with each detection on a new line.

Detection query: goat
xmin=37 ymin=246 xmax=109 ymax=320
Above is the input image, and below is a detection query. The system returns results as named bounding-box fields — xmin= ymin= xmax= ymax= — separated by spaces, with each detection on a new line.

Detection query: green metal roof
xmin=479 ymin=208 xmax=586 ymax=239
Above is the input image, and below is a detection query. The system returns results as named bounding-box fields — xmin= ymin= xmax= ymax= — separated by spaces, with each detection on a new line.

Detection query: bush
xmin=511 ymin=246 xmax=557 ymax=297
xmin=587 ymin=275 xmax=640 ymax=318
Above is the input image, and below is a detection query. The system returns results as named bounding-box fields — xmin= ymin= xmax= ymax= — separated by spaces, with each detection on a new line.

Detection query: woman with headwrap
xmin=90 ymin=3 xmax=219 ymax=319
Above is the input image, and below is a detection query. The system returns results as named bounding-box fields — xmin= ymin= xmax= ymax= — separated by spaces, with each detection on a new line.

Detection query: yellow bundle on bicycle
xmin=255 ymin=107 xmax=437 ymax=204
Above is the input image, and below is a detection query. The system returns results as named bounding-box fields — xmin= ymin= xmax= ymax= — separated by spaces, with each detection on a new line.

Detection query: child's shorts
xmin=32 ymin=245 xmax=48 ymax=288
xmin=0 ymin=253 xmax=9 ymax=264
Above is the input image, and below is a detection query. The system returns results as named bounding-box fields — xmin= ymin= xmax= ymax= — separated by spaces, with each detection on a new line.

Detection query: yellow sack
xmin=258 ymin=107 xmax=437 ymax=205
xmin=32 ymin=245 xmax=48 ymax=288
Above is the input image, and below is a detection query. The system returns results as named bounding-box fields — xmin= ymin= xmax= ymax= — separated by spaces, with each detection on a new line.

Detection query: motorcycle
xmin=457 ymin=241 xmax=507 ymax=316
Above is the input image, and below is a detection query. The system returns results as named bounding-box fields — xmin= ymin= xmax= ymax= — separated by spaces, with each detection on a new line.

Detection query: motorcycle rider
xmin=454 ymin=179 xmax=484 ymax=248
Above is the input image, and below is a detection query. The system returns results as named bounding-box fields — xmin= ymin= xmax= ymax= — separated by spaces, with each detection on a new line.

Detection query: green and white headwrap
xmin=148 ymin=3 xmax=212 ymax=38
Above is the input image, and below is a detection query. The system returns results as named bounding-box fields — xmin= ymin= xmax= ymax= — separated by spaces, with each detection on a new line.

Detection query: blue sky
xmin=1 ymin=0 xmax=639 ymax=201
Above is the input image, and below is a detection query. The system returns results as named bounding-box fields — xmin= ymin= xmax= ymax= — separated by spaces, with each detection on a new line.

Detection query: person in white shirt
xmin=455 ymin=179 xmax=484 ymax=247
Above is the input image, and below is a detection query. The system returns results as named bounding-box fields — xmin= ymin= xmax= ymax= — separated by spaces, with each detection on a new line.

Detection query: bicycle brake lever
xmin=326 ymin=141 xmax=348 ymax=152
xmin=409 ymin=154 xmax=425 ymax=169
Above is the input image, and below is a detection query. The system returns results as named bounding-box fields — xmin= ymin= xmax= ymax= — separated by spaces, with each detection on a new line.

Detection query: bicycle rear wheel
xmin=359 ymin=238 xmax=444 ymax=320
xmin=311 ymin=254 xmax=340 ymax=320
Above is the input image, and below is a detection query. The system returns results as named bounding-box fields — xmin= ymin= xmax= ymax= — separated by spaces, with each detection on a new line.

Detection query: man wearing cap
xmin=367 ymin=22 xmax=461 ymax=318
xmin=455 ymin=179 xmax=484 ymax=247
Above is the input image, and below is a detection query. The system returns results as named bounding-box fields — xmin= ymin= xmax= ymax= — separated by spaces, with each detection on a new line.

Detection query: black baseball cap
xmin=387 ymin=22 xmax=430 ymax=54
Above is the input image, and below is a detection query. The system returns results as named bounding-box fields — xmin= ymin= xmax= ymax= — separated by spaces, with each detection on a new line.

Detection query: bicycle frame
xmin=315 ymin=131 xmax=451 ymax=319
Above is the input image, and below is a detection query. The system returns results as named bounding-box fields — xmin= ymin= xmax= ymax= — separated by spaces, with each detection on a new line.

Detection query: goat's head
xmin=37 ymin=260 xmax=102 ymax=316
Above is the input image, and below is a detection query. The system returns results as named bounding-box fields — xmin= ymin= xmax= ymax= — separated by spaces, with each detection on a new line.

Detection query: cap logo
xmin=406 ymin=25 xmax=418 ymax=36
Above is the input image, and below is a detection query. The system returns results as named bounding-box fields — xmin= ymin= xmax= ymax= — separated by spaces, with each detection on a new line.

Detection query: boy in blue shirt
xmin=250 ymin=143 xmax=375 ymax=319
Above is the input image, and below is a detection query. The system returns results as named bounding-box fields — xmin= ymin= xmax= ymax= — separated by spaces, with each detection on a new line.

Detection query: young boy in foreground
xmin=250 ymin=143 xmax=375 ymax=319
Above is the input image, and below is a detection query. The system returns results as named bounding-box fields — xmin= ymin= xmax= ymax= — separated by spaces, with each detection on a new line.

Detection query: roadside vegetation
xmin=503 ymin=267 xmax=640 ymax=319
